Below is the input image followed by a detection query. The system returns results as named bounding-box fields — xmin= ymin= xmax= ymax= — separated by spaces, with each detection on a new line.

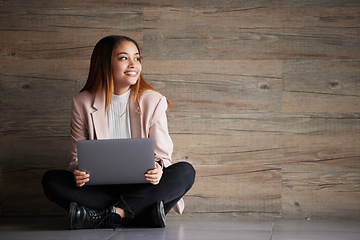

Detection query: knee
xmin=42 ymin=170 xmax=59 ymax=193
xmin=41 ymin=169 xmax=72 ymax=192
xmin=42 ymin=170 xmax=56 ymax=199
xmin=42 ymin=170 xmax=53 ymax=188
xmin=177 ymin=162 xmax=196 ymax=185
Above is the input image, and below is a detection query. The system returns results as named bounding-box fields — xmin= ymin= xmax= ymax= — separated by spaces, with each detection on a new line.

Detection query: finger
xmin=75 ymin=174 xmax=90 ymax=179
xmin=146 ymin=171 xmax=156 ymax=177
xmin=148 ymin=172 xmax=162 ymax=179
xmin=76 ymin=178 xmax=89 ymax=187
xmin=147 ymin=162 xmax=161 ymax=173
xmin=146 ymin=177 xmax=159 ymax=185
xmin=146 ymin=170 xmax=161 ymax=177
xmin=75 ymin=177 xmax=89 ymax=183
xmin=147 ymin=167 xmax=162 ymax=174
xmin=145 ymin=174 xmax=157 ymax=180
xmin=145 ymin=173 xmax=158 ymax=180
xmin=76 ymin=178 xmax=87 ymax=184
xmin=146 ymin=168 xmax=157 ymax=174
xmin=74 ymin=171 xmax=88 ymax=179
xmin=146 ymin=173 xmax=161 ymax=183
xmin=146 ymin=170 xmax=162 ymax=180
xmin=78 ymin=171 xmax=88 ymax=176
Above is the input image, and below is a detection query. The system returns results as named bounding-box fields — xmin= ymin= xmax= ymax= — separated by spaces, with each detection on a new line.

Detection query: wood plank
xmin=0 ymin=7 xmax=143 ymax=60
xmin=170 ymin=133 xmax=284 ymax=167
xmin=142 ymin=60 xmax=283 ymax=113
xmin=0 ymin=59 xmax=82 ymax=166
xmin=168 ymin=113 xmax=360 ymax=166
xmin=2 ymin=164 xmax=66 ymax=216
xmin=0 ymin=59 xmax=87 ymax=111
xmin=282 ymin=60 xmax=360 ymax=113
xmin=185 ymin=164 xmax=281 ymax=217
xmin=281 ymin=159 xmax=360 ymax=219
xmin=171 ymin=112 xmax=359 ymax=219
xmin=283 ymin=60 xmax=360 ymax=96
xmin=3 ymin=0 xmax=360 ymax=8
xmin=143 ymin=6 xmax=360 ymax=60
xmin=282 ymin=91 xmax=360 ymax=113
xmin=1 ymin=134 xmax=71 ymax=167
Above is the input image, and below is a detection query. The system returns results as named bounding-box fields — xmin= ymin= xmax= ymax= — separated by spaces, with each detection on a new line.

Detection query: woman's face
xmin=112 ymin=40 xmax=142 ymax=95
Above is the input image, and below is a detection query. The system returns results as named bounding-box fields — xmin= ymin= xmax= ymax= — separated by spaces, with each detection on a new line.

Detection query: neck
xmin=113 ymin=86 xmax=131 ymax=96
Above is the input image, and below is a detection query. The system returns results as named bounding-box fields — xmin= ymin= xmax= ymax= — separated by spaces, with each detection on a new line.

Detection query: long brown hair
xmin=81 ymin=35 xmax=170 ymax=113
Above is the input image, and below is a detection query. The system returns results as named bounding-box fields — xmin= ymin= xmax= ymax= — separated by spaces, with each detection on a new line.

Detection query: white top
xmin=107 ymin=90 xmax=132 ymax=139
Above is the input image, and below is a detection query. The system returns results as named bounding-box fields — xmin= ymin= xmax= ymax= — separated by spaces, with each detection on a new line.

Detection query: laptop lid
xmin=77 ymin=138 xmax=155 ymax=185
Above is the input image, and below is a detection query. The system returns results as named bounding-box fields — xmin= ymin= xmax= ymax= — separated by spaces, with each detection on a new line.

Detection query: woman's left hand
xmin=145 ymin=162 xmax=163 ymax=185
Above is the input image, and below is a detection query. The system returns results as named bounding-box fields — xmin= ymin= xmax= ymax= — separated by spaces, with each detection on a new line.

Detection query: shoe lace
xmin=88 ymin=210 xmax=120 ymax=230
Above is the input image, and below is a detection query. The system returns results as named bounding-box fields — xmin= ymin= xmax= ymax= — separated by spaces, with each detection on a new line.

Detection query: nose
xmin=128 ymin=58 xmax=139 ymax=68
xmin=128 ymin=60 xmax=134 ymax=68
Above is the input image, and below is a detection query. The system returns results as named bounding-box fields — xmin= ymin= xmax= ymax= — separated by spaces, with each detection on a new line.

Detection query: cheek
xmin=112 ymin=64 xmax=124 ymax=75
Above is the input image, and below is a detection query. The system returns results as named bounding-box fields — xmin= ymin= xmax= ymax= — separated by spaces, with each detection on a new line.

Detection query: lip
xmin=124 ymin=71 xmax=138 ymax=77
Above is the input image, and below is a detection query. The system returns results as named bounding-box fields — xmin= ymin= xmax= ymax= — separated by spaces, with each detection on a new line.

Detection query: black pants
xmin=42 ymin=162 xmax=195 ymax=218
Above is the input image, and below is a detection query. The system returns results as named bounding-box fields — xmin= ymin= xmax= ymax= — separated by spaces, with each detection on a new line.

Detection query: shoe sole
xmin=157 ymin=201 xmax=166 ymax=228
xmin=68 ymin=202 xmax=77 ymax=230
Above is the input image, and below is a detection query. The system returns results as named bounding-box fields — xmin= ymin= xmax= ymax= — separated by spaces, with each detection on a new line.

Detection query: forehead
xmin=114 ymin=40 xmax=139 ymax=54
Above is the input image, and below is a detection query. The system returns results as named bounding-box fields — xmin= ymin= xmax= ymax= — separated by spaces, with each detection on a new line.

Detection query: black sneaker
xmin=69 ymin=202 xmax=121 ymax=230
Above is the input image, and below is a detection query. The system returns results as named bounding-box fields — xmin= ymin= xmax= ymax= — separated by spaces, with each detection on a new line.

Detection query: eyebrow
xmin=116 ymin=52 xmax=140 ymax=56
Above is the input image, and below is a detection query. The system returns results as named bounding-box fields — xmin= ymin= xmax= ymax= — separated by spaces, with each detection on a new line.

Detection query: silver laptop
xmin=77 ymin=138 xmax=155 ymax=185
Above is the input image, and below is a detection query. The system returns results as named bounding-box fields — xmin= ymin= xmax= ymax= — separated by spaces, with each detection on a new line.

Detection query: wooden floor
xmin=0 ymin=215 xmax=359 ymax=240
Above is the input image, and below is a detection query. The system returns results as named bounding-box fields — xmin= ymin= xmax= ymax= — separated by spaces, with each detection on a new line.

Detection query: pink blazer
xmin=69 ymin=89 xmax=184 ymax=214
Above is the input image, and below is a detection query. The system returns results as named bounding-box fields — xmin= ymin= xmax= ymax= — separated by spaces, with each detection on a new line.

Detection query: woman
xmin=42 ymin=35 xmax=195 ymax=230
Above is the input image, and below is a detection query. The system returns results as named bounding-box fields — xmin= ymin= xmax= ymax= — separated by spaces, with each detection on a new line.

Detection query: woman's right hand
xmin=73 ymin=169 xmax=90 ymax=187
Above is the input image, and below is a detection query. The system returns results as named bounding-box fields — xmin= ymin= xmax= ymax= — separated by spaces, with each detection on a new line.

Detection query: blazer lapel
xmin=129 ymin=90 xmax=142 ymax=138
xmin=91 ymin=91 xmax=108 ymax=139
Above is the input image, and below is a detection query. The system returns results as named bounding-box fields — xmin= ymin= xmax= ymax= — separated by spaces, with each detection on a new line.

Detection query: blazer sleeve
xmin=69 ymin=95 xmax=89 ymax=172
xmin=147 ymin=95 xmax=185 ymax=215
xmin=148 ymin=95 xmax=173 ymax=168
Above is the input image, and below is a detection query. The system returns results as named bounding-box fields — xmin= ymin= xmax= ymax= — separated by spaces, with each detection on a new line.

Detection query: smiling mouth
xmin=124 ymin=71 xmax=137 ymax=77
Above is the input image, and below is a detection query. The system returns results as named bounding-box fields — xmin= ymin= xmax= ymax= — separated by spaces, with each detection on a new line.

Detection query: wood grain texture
xmin=282 ymin=158 xmax=360 ymax=219
xmin=185 ymin=164 xmax=281 ymax=217
xmin=142 ymin=60 xmax=282 ymax=113
xmin=143 ymin=6 xmax=360 ymax=60
xmin=4 ymin=0 xmax=360 ymax=8
xmin=1 ymin=0 xmax=359 ymax=219
xmin=1 ymin=59 xmax=83 ymax=166
xmin=2 ymin=164 xmax=66 ymax=216
xmin=168 ymin=113 xmax=360 ymax=165
xmin=0 ymin=6 xmax=143 ymax=60
xmin=282 ymin=60 xmax=360 ymax=113
xmin=0 ymin=59 xmax=87 ymax=110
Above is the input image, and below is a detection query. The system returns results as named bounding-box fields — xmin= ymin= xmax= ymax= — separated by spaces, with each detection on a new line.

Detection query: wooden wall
xmin=1 ymin=0 xmax=359 ymax=219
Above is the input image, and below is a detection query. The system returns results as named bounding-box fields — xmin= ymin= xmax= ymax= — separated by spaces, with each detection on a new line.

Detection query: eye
xmin=118 ymin=56 xmax=127 ymax=60
xmin=135 ymin=57 xmax=142 ymax=62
